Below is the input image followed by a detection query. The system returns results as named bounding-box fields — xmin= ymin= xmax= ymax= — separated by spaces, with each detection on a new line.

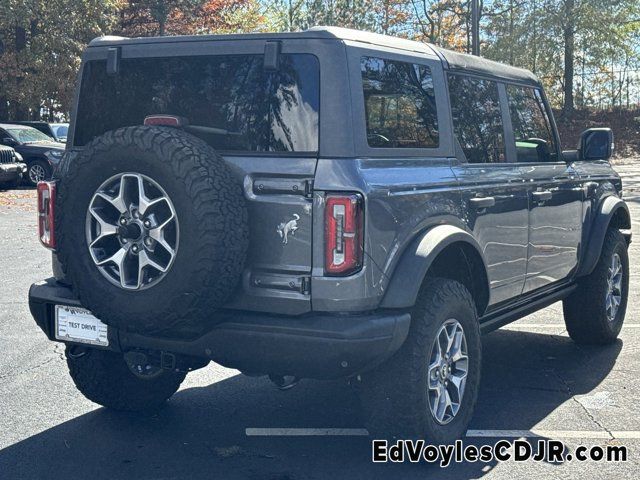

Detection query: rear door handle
xmin=531 ymin=190 xmax=552 ymax=201
xmin=469 ymin=196 xmax=496 ymax=209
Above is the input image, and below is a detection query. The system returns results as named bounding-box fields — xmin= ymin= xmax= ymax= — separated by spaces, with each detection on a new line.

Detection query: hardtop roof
xmin=88 ymin=26 xmax=540 ymax=86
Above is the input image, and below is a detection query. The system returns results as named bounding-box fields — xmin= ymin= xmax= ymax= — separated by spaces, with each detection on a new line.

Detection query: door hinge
xmin=301 ymin=276 xmax=311 ymax=295
xmin=304 ymin=180 xmax=314 ymax=198
xmin=252 ymin=273 xmax=311 ymax=295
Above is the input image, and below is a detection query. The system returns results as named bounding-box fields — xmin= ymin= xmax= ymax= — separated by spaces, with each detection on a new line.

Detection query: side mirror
xmin=1 ymin=137 xmax=16 ymax=146
xmin=578 ymin=128 xmax=613 ymax=161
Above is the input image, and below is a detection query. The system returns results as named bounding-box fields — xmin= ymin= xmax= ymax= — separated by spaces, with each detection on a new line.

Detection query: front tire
xmin=26 ymin=159 xmax=51 ymax=186
xmin=360 ymin=278 xmax=481 ymax=443
xmin=563 ymin=228 xmax=629 ymax=344
xmin=66 ymin=347 xmax=186 ymax=412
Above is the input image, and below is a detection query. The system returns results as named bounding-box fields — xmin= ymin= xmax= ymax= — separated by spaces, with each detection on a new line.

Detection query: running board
xmin=479 ymin=283 xmax=577 ymax=334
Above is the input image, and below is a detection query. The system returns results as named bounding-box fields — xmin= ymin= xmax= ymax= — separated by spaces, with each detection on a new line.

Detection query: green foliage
xmin=0 ymin=0 xmax=638 ymax=119
xmin=0 ymin=0 xmax=119 ymax=120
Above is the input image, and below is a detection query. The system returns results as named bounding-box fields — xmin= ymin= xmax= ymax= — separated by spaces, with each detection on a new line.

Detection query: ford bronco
xmin=28 ymin=27 xmax=630 ymax=442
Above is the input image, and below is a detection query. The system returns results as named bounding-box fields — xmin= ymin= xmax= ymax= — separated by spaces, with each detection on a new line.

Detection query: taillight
xmin=324 ymin=194 xmax=364 ymax=276
xmin=37 ymin=181 xmax=56 ymax=249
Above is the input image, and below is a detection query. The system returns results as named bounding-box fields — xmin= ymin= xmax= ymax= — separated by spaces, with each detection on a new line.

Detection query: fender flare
xmin=380 ymin=224 xmax=490 ymax=313
xmin=577 ymin=195 xmax=631 ymax=277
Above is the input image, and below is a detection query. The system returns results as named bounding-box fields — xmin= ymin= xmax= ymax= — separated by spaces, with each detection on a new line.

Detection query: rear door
xmin=448 ymin=74 xmax=530 ymax=307
xmin=72 ymin=39 xmax=333 ymax=314
xmin=503 ymin=85 xmax=583 ymax=293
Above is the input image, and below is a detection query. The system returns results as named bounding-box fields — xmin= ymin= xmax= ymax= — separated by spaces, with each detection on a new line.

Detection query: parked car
xmin=28 ymin=27 xmax=629 ymax=443
xmin=50 ymin=123 xmax=69 ymax=143
xmin=0 ymin=145 xmax=27 ymax=190
xmin=0 ymin=124 xmax=65 ymax=186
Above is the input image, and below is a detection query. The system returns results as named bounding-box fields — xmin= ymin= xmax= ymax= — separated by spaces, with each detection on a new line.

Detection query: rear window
xmin=75 ymin=54 xmax=320 ymax=152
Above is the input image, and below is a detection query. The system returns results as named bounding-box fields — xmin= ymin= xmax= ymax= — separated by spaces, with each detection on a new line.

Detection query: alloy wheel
xmin=29 ymin=163 xmax=46 ymax=184
xmin=85 ymin=173 xmax=179 ymax=290
xmin=605 ymin=252 xmax=623 ymax=322
xmin=427 ymin=318 xmax=469 ymax=425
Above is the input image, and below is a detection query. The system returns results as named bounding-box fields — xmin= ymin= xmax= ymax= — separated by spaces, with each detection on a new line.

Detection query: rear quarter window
xmin=74 ymin=54 xmax=320 ymax=153
xmin=361 ymin=56 xmax=439 ymax=149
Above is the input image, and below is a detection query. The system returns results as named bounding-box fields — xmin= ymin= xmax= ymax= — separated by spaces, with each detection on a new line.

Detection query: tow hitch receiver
xmin=124 ymin=350 xmax=208 ymax=373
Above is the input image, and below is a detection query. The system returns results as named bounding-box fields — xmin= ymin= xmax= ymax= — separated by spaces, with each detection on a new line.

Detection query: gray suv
xmin=28 ymin=27 xmax=630 ymax=442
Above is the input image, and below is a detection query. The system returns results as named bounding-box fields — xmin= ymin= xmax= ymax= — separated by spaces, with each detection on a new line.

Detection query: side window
xmin=360 ymin=57 xmax=439 ymax=148
xmin=506 ymin=85 xmax=557 ymax=162
xmin=448 ymin=74 xmax=505 ymax=163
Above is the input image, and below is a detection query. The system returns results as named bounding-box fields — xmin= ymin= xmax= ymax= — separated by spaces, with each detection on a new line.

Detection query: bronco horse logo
xmin=277 ymin=214 xmax=300 ymax=244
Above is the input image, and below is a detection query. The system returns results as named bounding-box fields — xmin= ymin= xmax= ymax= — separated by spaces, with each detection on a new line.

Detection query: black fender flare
xmin=380 ymin=224 xmax=490 ymax=313
xmin=577 ymin=195 xmax=631 ymax=277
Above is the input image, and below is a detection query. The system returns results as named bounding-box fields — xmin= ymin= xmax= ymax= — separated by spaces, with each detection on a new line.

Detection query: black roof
xmin=88 ymin=26 xmax=540 ymax=86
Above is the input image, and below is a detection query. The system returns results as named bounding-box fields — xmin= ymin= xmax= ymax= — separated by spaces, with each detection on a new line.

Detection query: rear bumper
xmin=29 ymin=279 xmax=411 ymax=379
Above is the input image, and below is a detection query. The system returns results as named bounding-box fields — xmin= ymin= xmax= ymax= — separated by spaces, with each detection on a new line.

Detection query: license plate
xmin=55 ymin=305 xmax=109 ymax=347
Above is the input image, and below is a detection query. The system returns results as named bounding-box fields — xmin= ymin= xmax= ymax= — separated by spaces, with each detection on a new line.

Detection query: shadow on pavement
xmin=0 ymin=329 xmax=622 ymax=479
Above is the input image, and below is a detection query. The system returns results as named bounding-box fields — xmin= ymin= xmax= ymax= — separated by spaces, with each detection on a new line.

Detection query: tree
xmin=482 ymin=0 xmax=640 ymax=111
xmin=0 ymin=0 xmax=119 ymax=120
xmin=114 ymin=0 xmax=259 ymax=37
xmin=263 ymin=0 xmax=377 ymax=32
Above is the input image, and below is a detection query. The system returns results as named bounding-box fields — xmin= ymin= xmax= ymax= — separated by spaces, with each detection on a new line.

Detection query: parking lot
xmin=1 ymin=161 xmax=639 ymax=479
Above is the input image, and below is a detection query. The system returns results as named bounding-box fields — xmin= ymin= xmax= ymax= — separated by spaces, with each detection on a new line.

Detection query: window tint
xmin=506 ymin=85 xmax=557 ymax=162
xmin=75 ymin=54 xmax=319 ymax=152
xmin=448 ymin=75 xmax=505 ymax=163
xmin=361 ymin=57 xmax=438 ymax=148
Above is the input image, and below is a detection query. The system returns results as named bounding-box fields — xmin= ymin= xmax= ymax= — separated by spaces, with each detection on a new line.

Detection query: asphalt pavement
xmin=1 ymin=162 xmax=640 ymax=479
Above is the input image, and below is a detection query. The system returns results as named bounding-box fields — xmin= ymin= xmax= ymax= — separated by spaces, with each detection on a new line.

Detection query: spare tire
xmin=56 ymin=126 xmax=248 ymax=335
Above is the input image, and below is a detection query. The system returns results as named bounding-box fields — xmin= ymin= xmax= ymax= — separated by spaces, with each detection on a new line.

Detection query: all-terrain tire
xmin=563 ymin=228 xmax=629 ymax=344
xmin=55 ymin=126 xmax=248 ymax=335
xmin=359 ymin=278 xmax=481 ymax=443
xmin=66 ymin=346 xmax=186 ymax=412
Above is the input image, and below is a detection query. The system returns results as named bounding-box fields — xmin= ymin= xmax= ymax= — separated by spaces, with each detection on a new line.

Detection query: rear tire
xmin=563 ymin=228 xmax=629 ymax=345
xmin=66 ymin=346 xmax=186 ymax=412
xmin=359 ymin=278 xmax=481 ymax=443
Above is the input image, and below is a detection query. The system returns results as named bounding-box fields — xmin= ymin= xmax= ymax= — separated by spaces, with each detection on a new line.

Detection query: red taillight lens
xmin=325 ymin=194 xmax=364 ymax=276
xmin=37 ymin=181 xmax=56 ymax=249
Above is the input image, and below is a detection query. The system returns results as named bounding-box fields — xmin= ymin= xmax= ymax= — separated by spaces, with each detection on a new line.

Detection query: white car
xmin=50 ymin=123 xmax=69 ymax=143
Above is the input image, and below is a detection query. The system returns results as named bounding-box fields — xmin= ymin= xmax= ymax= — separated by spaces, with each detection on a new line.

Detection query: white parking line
xmin=504 ymin=324 xmax=640 ymax=329
xmin=246 ymin=428 xmax=640 ymax=439
xmin=467 ymin=430 xmax=640 ymax=439
xmin=246 ymin=428 xmax=369 ymax=436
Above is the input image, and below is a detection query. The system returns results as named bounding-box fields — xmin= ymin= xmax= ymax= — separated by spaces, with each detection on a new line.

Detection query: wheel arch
xmin=380 ymin=225 xmax=490 ymax=316
xmin=577 ymin=195 xmax=631 ymax=277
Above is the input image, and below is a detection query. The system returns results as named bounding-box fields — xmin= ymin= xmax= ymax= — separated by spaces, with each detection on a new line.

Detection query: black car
xmin=0 ymin=145 xmax=27 ymax=189
xmin=0 ymin=123 xmax=65 ymax=186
